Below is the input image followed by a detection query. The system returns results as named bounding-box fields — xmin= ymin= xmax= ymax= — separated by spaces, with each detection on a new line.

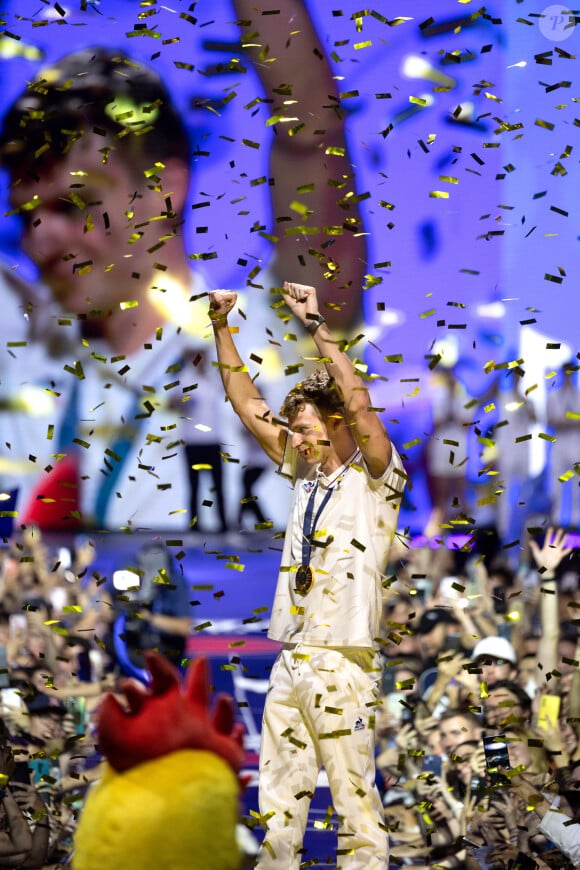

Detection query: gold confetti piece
xmin=34 ymin=142 xmax=50 ymax=160
xmin=559 ymin=470 xmax=575 ymax=482
xmin=319 ymin=729 xmax=352 ymax=739
xmin=396 ymin=678 xmax=416 ymax=691
xmin=429 ymin=191 xmax=449 ymax=199
xmin=289 ymin=200 xmax=310 ymax=218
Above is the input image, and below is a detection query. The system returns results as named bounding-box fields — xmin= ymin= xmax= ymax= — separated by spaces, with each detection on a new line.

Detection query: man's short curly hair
xmin=0 ymin=47 xmax=191 ymax=175
xmin=280 ymin=371 xmax=345 ymax=420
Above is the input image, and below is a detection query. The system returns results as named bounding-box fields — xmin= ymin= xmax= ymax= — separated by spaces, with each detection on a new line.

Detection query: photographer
xmin=109 ymin=543 xmax=192 ymax=675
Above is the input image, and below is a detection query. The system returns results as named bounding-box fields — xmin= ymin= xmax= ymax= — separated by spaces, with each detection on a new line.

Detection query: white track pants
xmin=255 ymin=646 xmax=388 ymax=870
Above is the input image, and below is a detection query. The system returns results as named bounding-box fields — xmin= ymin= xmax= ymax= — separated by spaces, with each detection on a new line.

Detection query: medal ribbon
xmin=301 ymin=483 xmax=333 ymax=568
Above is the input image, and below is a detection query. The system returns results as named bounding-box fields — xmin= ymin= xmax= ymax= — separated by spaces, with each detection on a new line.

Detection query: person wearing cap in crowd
xmin=414 ymin=607 xmax=463 ymax=668
xmin=413 ymin=574 xmax=488 ymax=671
xmin=24 ymin=692 xmax=70 ymax=758
xmin=0 ymin=0 xmax=366 ymax=532
xmin=470 ymin=636 xmax=518 ymax=688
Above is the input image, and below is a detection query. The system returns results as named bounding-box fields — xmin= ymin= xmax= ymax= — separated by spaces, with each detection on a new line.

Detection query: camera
xmin=469 ymin=773 xmax=485 ymax=801
xmin=422 ymin=754 xmax=442 ymax=778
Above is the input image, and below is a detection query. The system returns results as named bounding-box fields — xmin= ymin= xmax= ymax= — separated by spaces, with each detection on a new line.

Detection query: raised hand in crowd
xmin=529 ymin=526 xmax=573 ymax=577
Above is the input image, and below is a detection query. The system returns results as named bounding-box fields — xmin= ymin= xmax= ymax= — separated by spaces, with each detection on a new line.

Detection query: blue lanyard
xmin=94 ymin=392 xmax=142 ymax=526
xmin=57 ymin=379 xmax=80 ymax=451
xmin=55 ymin=370 xmax=142 ymax=526
xmin=301 ymin=482 xmax=333 ymax=566
xmin=60 ymin=354 xmax=186 ymax=526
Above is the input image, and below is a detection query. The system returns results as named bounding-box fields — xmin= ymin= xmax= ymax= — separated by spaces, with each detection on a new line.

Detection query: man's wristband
xmin=305 ymin=314 xmax=326 ymax=335
xmin=209 ymin=312 xmax=228 ymax=327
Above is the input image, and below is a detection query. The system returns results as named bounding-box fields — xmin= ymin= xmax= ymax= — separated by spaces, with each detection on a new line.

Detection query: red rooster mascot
xmin=73 ymin=653 xmax=245 ymax=870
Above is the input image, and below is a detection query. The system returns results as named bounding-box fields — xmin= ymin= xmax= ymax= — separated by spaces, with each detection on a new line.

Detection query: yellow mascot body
xmin=72 ymin=654 xmax=245 ymax=870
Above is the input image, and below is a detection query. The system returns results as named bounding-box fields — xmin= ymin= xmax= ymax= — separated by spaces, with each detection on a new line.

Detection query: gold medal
xmin=295 ymin=564 xmax=313 ymax=595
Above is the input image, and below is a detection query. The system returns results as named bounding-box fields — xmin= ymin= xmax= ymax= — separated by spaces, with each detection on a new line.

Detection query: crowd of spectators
xmin=0 ymin=528 xmax=195 ymax=868
xmin=376 ymin=518 xmax=580 ymax=868
xmin=0 ymin=517 xmax=577 ymax=868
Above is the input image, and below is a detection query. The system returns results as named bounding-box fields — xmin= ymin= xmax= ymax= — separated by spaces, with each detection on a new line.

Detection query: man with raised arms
xmin=209 ymin=281 xmax=406 ymax=870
